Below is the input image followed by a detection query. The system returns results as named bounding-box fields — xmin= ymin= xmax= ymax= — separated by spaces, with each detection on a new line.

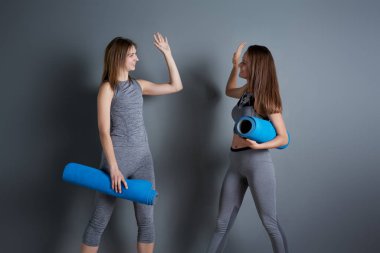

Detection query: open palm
xmin=154 ymin=32 xmax=171 ymax=55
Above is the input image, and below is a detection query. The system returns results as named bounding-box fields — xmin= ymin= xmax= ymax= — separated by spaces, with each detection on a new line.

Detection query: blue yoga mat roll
xmin=62 ymin=163 xmax=158 ymax=205
xmin=234 ymin=116 xmax=290 ymax=149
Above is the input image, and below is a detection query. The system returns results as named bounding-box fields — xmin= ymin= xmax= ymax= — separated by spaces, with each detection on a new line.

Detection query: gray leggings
xmin=82 ymin=145 xmax=155 ymax=246
xmin=208 ymin=149 xmax=288 ymax=253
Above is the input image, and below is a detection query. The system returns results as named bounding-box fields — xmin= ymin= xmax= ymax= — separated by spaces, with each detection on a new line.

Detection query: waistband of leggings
xmin=230 ymin=146 xmax=251 ymax=152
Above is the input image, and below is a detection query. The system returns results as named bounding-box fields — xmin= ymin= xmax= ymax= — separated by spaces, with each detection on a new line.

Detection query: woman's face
xmin=125 ymin=46 xmax=139 ymax=71
xmin=238 ymin=52 xmax=250 ymax=80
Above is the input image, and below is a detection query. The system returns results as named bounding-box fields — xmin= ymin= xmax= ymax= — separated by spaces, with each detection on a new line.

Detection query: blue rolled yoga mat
xmin=62 ymin=163 xmax=157 ymax=205
xmin=234 ymin=116 xmax=290 ymax=149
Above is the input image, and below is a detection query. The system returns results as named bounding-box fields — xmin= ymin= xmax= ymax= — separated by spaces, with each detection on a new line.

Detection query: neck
xmin=117 ymin=69 xmax=129 ymax=82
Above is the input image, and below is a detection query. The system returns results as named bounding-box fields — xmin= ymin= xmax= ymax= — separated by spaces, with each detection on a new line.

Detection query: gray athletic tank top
xmin=110 ymin=79 xmax=148 ymax=147
xmin=231 ymin=91 xmax=258 ymax=124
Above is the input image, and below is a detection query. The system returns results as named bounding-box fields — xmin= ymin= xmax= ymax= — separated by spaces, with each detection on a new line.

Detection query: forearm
xmin=163 ymin=52 xmax=183 ymax=91
xmin=255 ymin=135 xmax=289 ymax=149
xmin=99 ymin=132 xmax=119 ymax=171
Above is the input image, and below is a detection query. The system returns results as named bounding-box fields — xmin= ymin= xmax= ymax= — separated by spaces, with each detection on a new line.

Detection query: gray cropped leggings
xmin=208 ymin=149 xmax=288 ymax=253
xmin=82 ymin=145 xmax=155 ymax=246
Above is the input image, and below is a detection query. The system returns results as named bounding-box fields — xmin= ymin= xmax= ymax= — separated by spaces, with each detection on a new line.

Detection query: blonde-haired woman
xmin=81 ymin=32 xmax=182 ymax=253
xmin=207 ymin=43 xmax=288 ymax=253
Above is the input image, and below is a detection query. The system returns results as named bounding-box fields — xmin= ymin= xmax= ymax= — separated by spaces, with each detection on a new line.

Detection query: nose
xmin=136 ymin=55 xmax=139 ymax=61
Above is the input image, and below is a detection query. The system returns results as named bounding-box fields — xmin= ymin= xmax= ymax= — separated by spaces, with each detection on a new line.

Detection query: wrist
xmin=255 ymin=143 xmax=264 ymax=149
xmin=163 ymin=51 xmax=172 ymax=58
xmin=109 ymin=165 xmax=119 ymax=172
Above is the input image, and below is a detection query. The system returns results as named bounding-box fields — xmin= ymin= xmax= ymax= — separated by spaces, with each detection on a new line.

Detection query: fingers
xmin=153 ymin=32 xmax=169 ymax=45
xmin=154 ymin=32 xmax=164 ymax=43
xmin=153 ymin=33 xmax=162 ymax=49
xmin=157 ymin=32 xmax=164 ymax=41
xmin=234 ymin=42 xmax=246 ymax=60
xmin=236 ymin=42 xmax=246 ymax=55
xmin=117 ymin=177 xmax=121 ymax=193
xmin=153 ymin=41 xmax=160 ymax=48
xmin=153 ymin=32 xmax=172 ymax=55
xmin=245 ymin=139 xmax=258 ymax=149
xmin=112 ymin=175 xmax=119 ymax=193
xmin=122 ymin=178 xmax=128 ymax=190
xmin=153 ymin=33 xmax=160 ymax=43
xmin=111 ymin=173 xmax=116 ymax=190
xmin=153 ymin=34 xmax=158 ymax=44
xmin=232 ymin=42 xmax=246 ymax=65
xmin=111 ymin=172 xmax=125 ymax=193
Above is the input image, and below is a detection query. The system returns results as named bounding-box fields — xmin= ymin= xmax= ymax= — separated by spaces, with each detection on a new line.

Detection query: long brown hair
xmin=245 ymin=45 xmax=282 ymax=118
xmin=101 ymin=37 xmax=137 ymax=90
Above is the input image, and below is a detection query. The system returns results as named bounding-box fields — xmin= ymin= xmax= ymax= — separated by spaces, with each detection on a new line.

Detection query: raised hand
xmin=233 ymin=42 xmax=246 ymax=66
xmin=153 ymin=32 xmax=171 ymax=55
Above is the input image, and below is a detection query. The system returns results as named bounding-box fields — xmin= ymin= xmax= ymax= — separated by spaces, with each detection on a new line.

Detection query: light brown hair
xmin=245 ymin=45 xmax=282 ymax=118
xmin=101 ymin=37 xmax=137 ymax=90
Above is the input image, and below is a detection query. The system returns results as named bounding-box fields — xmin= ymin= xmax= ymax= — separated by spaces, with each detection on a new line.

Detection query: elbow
xmin=281 ymin=133 xmax=289 ymax=146
xmin=98 ymin=129 xmax=110 ymax=140
xmin=172 ymin=82 xmax=183 ymax=93
xmin=176 ymin=85 xmax=183 ymax=92
xmin=276 ymin=133 xmax=289 ymax=146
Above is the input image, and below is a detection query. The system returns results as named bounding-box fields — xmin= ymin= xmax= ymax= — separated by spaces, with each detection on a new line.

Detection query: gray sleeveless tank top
xmin=110 ymin=79 xmax=148 ymax=147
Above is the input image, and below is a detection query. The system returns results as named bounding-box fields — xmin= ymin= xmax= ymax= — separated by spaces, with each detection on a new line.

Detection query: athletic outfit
xmin=83 ymin=79 xmax=155 ymax=246
xmin=207 ymin=92 xmax=288 ymax=253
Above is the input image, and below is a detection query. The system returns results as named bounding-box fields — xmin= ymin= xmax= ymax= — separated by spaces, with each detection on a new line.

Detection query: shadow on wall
xmin=150 ymin=57 xmax=227 ymax=253
xmin=39 ymin=51 xmax=101 ymax=252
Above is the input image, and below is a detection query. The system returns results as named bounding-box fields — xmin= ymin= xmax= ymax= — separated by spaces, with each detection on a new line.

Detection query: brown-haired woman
xmin=81 ymin=32 xmax=182 ymax=253
xmin=207 ymin=43 xmax=289 ymax=253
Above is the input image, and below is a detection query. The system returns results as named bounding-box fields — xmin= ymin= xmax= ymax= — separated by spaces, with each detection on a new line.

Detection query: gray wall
xmin=1 ymin=0 xmax=379 ymax=252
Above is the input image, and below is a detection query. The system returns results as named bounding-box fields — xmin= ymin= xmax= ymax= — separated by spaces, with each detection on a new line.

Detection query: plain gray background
xmin=1 ymin=0 xmax=379 ymax=252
